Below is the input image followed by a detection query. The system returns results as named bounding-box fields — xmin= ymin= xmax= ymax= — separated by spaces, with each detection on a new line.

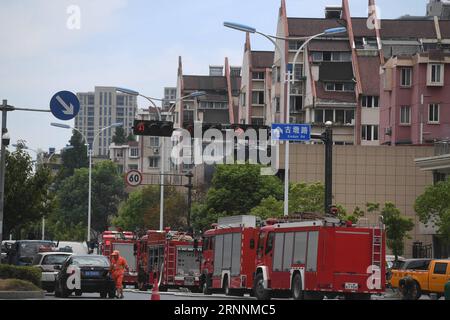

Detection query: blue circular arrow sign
xmin=50 ymin=91 xmax=80 ymax=121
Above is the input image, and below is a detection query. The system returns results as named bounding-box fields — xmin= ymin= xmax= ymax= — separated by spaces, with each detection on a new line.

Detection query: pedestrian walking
xmin=110 ymin=250 xmax=129 ymax=299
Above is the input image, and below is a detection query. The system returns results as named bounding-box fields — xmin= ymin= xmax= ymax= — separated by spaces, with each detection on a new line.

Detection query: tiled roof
xmin=357 ymin=56 xmax=381 ymax=96
xmin=288 ymin=17 xmax=441 ymax=39
xmin=315 ymin=82 xmax=356 ymax=103
xmin=183 ymin=75 xmax=227 ymax=91
xmin=318 ymin=62 xmax=354 ymax=81
xmin=251 ymin=51 xmax=275 ymax=69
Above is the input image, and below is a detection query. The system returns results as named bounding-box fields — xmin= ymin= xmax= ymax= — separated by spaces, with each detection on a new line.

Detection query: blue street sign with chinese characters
xmin=50 ymin=91 xmax=80 ymax=121
xmin=271 ymin=124 xmax=311 ymax=142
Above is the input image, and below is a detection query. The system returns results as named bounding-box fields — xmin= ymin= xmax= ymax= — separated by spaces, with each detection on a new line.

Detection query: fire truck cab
xmin=100 ymin=231 xmax=138 ymax=288
xmin=200 ymin=215 xmax=259 ymax=296
xmin=137 ymin=229 xmax=202 ymax=292
xmin=253 ymin=216 xmax=386 ymax=300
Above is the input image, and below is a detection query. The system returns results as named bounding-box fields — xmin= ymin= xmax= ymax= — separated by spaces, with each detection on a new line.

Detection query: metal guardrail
xmin=435 ymin=140 xmax=450 ymax=156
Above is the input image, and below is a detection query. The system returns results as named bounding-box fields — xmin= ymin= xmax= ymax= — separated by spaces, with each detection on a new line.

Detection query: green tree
xmin=57 ymin=130 xmax=88 ymax=182
xmin=112 ymin=127 xmax=127 ymax=145
xmin=335 ymin=205 xmax=365 ymax=224
xmin=250 ymin=196 xmax=284 ymax=219
xmin=289 ymin=182 xmax=324 ymax=213
xmin=113 ymin=186 xmax=188 ymax=232
xmin=191 ymin=164 xmax=283 ymax=231
xmin=4 ymin=148 xmax=53 ymax=238
xmin=48 ymin=161 xmax=125 ymax=240
xmin=127 ymin=133 xmax=136 ymax=142
xmin=414 ymin=178 xmax=450 ymax=244
xmin=368 ymin=202 xmax=414 ymax=261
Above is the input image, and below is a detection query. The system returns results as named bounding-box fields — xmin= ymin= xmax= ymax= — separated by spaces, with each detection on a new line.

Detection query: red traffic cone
xmin=151 ymin=278 xmax=160 ymax=301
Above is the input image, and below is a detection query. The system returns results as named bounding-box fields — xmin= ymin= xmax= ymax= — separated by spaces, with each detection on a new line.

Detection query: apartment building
xmin=75 ymin=86 xmax=137 ymax=157
xmin=271 ymin=0 xmax=450 ymax=146
xmin=381 ymin=51 xmax=450 ymax=145
xmin=162 ymin=87 xmax=177 ymax=110
xmin=174 ymin=56 xmax=241 ymax=129
xmin=239 ymin=33 xmax=274 ymax=126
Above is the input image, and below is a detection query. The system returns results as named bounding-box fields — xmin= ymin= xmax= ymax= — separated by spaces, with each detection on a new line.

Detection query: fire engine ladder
xmin=166 ymin=245 xmax=177 ymax=281
xmin=371 ymin=227 xmax=383 ymax=268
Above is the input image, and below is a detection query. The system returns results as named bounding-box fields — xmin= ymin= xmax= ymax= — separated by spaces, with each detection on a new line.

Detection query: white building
xmin=75 ymin=86 xmax=137 ymax=157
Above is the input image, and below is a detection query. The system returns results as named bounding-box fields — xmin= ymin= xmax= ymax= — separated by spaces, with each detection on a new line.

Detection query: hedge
xmin=0 ymin=265 xmax=42 ymax=288
xmin=0 ymin=279 xmax=41 ymax=292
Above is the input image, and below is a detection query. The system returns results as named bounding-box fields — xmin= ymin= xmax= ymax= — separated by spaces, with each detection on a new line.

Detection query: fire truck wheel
xmin=223 ymin=278 xmax=230 ymax=296
xmin=159 ymin=285 xmax=168 ymax=292
xmin=75 ymin=290 xmax=82 ymax=297
xmin=291 ymin=273 xmax=304 ymax=300
xmin=100 ymin=291 xmax=108 ymax=299
xmin=254 ymin=273 xmax=271 ymax=300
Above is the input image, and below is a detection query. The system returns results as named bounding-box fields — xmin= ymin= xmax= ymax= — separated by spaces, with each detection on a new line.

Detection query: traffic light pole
xmin=185 ymin=172 xmax=194 ymax=228
xmin=311 ymin=123 xmax=333 ymax=214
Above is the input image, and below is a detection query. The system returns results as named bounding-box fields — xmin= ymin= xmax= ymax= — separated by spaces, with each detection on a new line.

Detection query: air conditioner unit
xmin=153 ymin=148 xmax=160 ymax=154
xmin=291 ymin=88 xmax=302 ymax=95
xmin=385 ymin=127 xmax=392 ymax=136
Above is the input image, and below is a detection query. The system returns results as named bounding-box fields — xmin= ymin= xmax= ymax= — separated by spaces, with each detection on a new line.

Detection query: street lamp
xmin=51 ymin=122 xmax=123 ymax=243
xmin=224 ymin=21 xmax=346 ymax=216
xmin=116 ymin=88 xmax=206 ymax=231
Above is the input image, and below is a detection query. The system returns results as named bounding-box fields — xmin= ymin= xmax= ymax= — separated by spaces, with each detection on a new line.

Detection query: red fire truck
xmin=100 ymin=231 xmax=138 ymax=287
xmin=200 ymin=215 xmax=260 ymax=296
xmin=136 ymin=229 xmax=202 ymax=292
xmin=253 ymin=216 xmax=386 ymax=300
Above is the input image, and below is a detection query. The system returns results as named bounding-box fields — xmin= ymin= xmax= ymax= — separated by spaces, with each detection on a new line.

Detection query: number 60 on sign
xmin=125 ymin=170 xmax=143 ymax=187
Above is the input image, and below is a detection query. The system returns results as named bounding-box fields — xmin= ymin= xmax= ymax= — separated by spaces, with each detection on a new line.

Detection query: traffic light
xmin=133 ymin=120 xmax=174 ymax=137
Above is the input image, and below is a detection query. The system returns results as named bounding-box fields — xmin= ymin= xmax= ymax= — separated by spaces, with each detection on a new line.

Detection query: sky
xmin=0 ymin=0 xmax=427 ymax=156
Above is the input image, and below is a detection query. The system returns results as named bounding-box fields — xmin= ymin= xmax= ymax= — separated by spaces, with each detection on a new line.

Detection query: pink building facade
xmin=380 ymin=51 xmax=450 ymax=145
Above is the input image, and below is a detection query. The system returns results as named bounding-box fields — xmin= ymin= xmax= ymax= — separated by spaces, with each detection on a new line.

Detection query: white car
xmin=32 ymin=252 xmax=72 ymax=292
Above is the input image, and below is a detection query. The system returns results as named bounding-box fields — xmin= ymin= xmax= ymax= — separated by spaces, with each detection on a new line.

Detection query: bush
xmin=0 ymin=265 xmax=42 ymax=288
xmin=0 ymin=279 xmax=41 ymax=292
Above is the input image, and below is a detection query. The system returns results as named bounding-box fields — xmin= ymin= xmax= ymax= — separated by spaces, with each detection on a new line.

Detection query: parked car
xmin=391 ymin=259 xmax=448 ymax=299
xmin=389 ymin=258 xmax=432 ymax=288
xmin=56 ymin=242 xmax=89 ymax=255
xmin=54 ymin=255 xmax=115 ymax=298
xmin=4 ymin=240 xmax=56 ymax=266
xmin=32 ymin=252 xmax=72 ymax=292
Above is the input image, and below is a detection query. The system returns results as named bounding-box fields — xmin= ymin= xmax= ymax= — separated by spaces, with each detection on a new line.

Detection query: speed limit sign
xmin=125 ymin=170 xmax=143 ymax=187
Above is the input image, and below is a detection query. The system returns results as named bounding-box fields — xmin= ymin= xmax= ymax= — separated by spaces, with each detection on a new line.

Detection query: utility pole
xmin=312 ymin=121 xmax=333 ymax=214
xmin=184 ymin=171 xmax=194 ymax=229
xmin=0 ymin=100 xmax=12 ymax=247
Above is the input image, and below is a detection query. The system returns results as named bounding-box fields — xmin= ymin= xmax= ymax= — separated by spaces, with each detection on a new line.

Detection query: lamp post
xmin=116 ymin=88 xmax=206 ymax=230
xmin=224 ymin=22 xmax=346 ymax=216
xmin=51 ymin=122 xmax=122 ymax=243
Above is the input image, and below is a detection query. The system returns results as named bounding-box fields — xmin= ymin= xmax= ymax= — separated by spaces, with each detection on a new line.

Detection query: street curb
xmin=125 ymin=289 xmax=255 ymax=300
xmin=0 ymin=291 xmax=45 ymax=300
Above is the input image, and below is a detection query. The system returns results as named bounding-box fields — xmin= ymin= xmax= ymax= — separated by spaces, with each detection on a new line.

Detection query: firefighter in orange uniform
xmin=110 ymin=250 xmax=129 ymax=299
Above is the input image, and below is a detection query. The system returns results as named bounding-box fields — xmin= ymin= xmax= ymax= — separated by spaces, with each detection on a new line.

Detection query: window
xmin=252 ymin=91 xmax=265 ymax=105
xmin=117 ymin=96 xmax=125 ymax=105
xmin=428 ymin=104 xmax=440 ymax=123
xmin=315 ymin=110 xmax=324 ymax=123
xmin=293 ymin=232 xmax=307 ymax=264
xmin=241 ymin=93 xmax=246 ymax=107
xmin=130 ymin=148 xmax=139 ymax=158
xmin=400 ymin=106 xmax=411 ymax=125
xmin=289 ymin=40 xmax=305 ymax=51
xmin=325 ymin=110 xmax=334 ymax=122
xmin=288 ymin=64 xmax=303 ymax=80
xmin=148 ymin=157 xmax=160 ymax=168
xmin=325 ymin=82 xmax=355 ymax=92
xmin=306 ymin=232 xmax=319 ymax=272
xmin=149 ymin=137 xmax=160 ymax=147
xmin=290 ymin=96 xmax=303 ymax=112
xmin=428 ymin=64 xmax=444 ymax=85
xmin=362 ymin=96 xmax=379 ymax=108
xmin=362 ymin=125 xmax=379 ymax=141
xmin=274 ymin=97 xmax=280 ymax=113
xmin=433 ymin=262 xmax=448 ymax=275
xmin=314 ymin=109 xmax=354 ymax=125
xmin=87 ymin=95 xmax=94 ymax=105
xmin=252 ymin=72 xmax=265 ymax=80
xmin=400 ymin=68 xmax=412 ymax=87
xmin=311 ymin=51 xmax=351 ymax=62
xmin=335 ymin=110 xmax=345 ymax=124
